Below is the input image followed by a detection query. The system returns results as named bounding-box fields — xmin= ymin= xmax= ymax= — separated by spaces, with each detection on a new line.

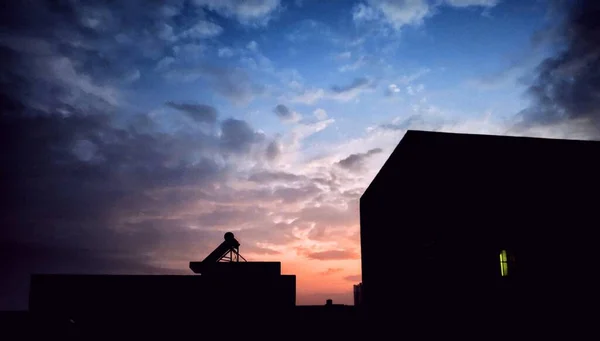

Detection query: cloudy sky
xmin=1 ymin=0 xmax=599 ymax=309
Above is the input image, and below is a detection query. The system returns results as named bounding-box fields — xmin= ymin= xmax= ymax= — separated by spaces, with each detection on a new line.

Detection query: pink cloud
xmin=320 ymin=268 xmax=344 ymax=275
xmin=305 ymin=250 xmax=360 ymax=261
xmin=344 ymin=274 xmax=362 ymax=282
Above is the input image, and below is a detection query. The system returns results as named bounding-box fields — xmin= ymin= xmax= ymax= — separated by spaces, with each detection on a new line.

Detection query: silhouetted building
xmin=29 ymin=233 xmax=296 ymax=326
xmin=360 ymin=130 xmax=600 ymax=327
xmin=353 ymin=283 xmax=363 ymax=307
xmin=294 ymin=301 xmax=357 ymax=322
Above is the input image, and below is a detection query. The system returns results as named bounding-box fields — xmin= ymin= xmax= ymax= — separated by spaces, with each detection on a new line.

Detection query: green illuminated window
xmin=499 ymin=250 xmax=509 ymax=277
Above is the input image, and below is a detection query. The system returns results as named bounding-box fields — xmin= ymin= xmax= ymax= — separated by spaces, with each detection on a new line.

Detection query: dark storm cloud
xmin=265 ymin=139 xmax=282 ymax=161
xmin=0 ymin=0 xmax=192 ymax=118
xmin=273 ymin=104 xmax=297 ymax=121
xmin=0 ymin=97 xmax=266 ymax=311
xmin=0 ymin=0 xmax=187 ymax=75
xmin=331 ymin=77 xmax=372 ymax=94
xmin=0 ymin=235 xmax=194 ymax=278
xmin=336 ymin=148 xmax=383 ymax=172
xmin=0 ymin=0 xmax=273 ymax=310
xmin=164 ymin=64 xmax=266 ymax=105
xmin=0 ymin=105 xmax=266 ymax=252
xmin=517 ymin=0 xmax=600 ymax=136
xmin=0 ymin=109 xmax=227 ymax=243
xmin=220 ymin=118 xmax=266 ymax=154
xmin=166 ymin=101 xmax=218 ymax=123
xmin=0 ymin=40 xmax=117 ymax=118
xmin=0 ymin=0 xmax=264 ymax=111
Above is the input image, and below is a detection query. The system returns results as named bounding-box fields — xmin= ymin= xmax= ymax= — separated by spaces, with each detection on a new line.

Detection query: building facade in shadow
xmin=28 ymin=232 xmax=296 ymax=327
xmin=360 ymin=130 xmax=600 ymax=329
xmin=25 ymin=232 xmax=363 ymax=337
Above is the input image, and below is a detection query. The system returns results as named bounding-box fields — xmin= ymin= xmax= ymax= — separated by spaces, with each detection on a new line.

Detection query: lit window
xmin=499 ymin=250 xmax=509 ymax=277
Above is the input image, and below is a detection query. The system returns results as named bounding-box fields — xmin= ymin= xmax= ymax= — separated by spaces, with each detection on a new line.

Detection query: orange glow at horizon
xmin=241 ymin=228 xmax=362 ymax=305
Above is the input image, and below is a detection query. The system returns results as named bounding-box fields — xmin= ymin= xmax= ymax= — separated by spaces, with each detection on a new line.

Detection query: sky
xmin=1 ymin=0 xmax=599 ymax=309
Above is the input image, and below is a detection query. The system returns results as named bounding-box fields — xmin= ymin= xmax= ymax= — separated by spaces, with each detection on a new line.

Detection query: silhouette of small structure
xmin=294 ymin=300 xmax=357 ymax=321
xmin=353 ymin=283 xmax=363 ymax=307
xmin=29 ymin=232 xmax=296 ymax=327
xmin=188 ymin=232 xmax=283 ymax=277
xmin=193 ymin=231 xmax=246 ymax=265
xmin=360 ymin=130 xmax=600 ymax=329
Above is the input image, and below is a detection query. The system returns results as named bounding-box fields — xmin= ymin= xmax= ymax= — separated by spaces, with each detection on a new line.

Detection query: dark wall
xmin=360 ymin=131 xmax=600 ymax=324
xmin=29 ymin=274 xmax=296 ymax=322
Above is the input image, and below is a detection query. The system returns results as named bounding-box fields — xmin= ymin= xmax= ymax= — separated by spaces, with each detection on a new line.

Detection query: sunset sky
xmin=1 ymin=0 xmax=599 ymax=309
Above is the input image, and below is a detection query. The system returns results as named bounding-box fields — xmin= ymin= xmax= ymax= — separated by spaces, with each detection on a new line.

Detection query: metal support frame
xmin=217 ymin=246 xmax=247 ymax=262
